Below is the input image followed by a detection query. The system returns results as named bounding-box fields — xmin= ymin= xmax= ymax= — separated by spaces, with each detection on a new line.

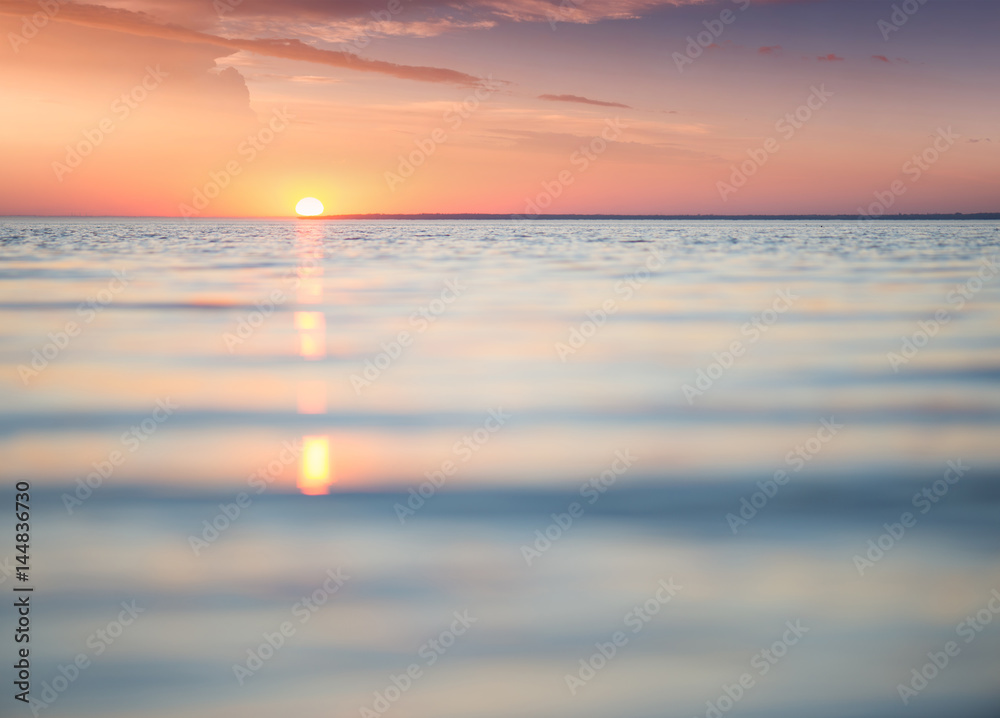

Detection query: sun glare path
xmin=294 ymin=311 xmax=326 ymax=359
xmin=295 ymin=224 xmax=332 ymax=495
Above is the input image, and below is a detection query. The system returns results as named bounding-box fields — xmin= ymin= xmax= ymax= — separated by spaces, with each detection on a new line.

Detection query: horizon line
xmin=3 ymin=212 xmax=1000 ymax=221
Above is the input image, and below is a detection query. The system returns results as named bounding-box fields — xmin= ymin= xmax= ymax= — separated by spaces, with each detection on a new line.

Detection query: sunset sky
xmin=1 ymin=0 xmax=997 ymax=216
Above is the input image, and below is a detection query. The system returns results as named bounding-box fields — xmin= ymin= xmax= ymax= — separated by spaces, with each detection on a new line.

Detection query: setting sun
xmin=295 ymin=197 xmax=324 ymax=216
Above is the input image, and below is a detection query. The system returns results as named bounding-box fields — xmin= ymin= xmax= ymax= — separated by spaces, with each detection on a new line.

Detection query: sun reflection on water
xmin=295 ymin=224 xmax=332 ymax=494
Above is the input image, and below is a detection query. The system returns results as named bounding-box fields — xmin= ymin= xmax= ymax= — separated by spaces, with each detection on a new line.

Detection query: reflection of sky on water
xmin=1 ymin=219 xmax=999 ymax=716
xmin=2 ymin=220 xmax=999 ymax=492
xmin=17 ymin=481 xmax=1000 ymax=718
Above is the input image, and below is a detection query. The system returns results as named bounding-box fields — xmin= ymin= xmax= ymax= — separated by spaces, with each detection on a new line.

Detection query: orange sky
xmin=1 ymin=0 xmax=997 ymax=216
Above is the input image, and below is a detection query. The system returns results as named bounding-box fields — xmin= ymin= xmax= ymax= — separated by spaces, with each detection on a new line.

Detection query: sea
xmin=1 ymin=218 xmax=999 ymax=718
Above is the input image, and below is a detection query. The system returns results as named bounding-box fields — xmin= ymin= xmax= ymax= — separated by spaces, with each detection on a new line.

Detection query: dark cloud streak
xmin=0 ymin=0 xmax=487 ymax=86
xmin=538 ymin=93 xmax=631 ymax=109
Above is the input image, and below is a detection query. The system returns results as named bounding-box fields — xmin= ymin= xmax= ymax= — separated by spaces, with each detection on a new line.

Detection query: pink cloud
xmin=472 ymin=0 xmax=710 ymax=25
xmin=538 ymin=94 xmax=631 ymax=109
xmin=124 ymin=0 xmax=722 ymax=28
xmin=758 ymin=45 xmax=781 ymax=54
xmin=0 ymin=0 xmax=487 ymax=86
xmin=818 ymin=53 xmax=845 ymax=62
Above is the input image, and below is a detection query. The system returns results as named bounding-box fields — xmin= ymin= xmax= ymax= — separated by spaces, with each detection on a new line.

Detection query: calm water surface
xmin=1 ymin=219 xmax=998 ymax=717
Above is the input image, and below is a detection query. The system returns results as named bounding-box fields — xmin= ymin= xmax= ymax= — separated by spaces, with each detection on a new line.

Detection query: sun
xmin=295 ymin=197 xmax=324 ymax=216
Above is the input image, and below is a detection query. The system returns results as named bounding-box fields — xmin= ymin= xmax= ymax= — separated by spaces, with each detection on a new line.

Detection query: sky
xmin=0 ymin=0 xmax=997 ymax=216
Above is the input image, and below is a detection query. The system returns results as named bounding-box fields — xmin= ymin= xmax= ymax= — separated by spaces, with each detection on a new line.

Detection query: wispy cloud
xmin=0 ymin=0 xmax=488 ymax=86
xmin=477 ymin=0 xmax=690 ymax=24
xmin=245 ymin=73 xmax=343 ymax=84
xmin=219 ymin=16 xmax=497 ymax=45
xmin=110 ymin=0 xmax=717 ymax=30
xmin=538 ymin=94 xmax=631 ymax=109
xmin=817 ymin=53 xmax=845 ymax=62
